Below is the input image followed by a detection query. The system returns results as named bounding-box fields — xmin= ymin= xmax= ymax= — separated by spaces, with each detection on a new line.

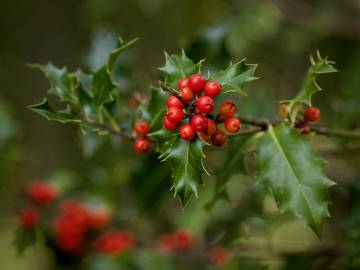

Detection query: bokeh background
xmin=0 ymin=0 xmax=360 ymax=269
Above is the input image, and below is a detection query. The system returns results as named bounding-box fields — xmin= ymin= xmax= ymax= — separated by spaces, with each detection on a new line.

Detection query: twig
xmin=158 ymin=81 xmax=188 ymax=106
xmin=229 ymin=126 xmax=263 ymax=136
xmin=93 ymin=123 xmax=135 ymax=140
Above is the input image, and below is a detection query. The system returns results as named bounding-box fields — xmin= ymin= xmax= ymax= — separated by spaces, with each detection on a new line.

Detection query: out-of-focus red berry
xmin=87 ymin=207 xmax=111 ymax=230
xmin=219 ymin=100 xmax=237 ymax=118
xmin=191 ymin=114 xmax=208 ymax=132
xmin=19 ymin=207 xmax=40 ymax=229
xmin=167 ymin=95 xmax=184 ymax=109
xmin=206 ymin=119 xmax=217 ymax=136
xmin=134 ymin=138 xmax=151 ymax=154
xmin=94 ymin=230 xmax=134 ymax=255
xmin=27 ymin=181 xmax=58 ymax=206
xmin=204 ymin=81 xmax=222 ymax=96
xmin=209 ymin=246 xmax=229 ymax=266
xmin=156 ymin=233 xmax=177 ymax=253
xmin=211 ymin=129 xmax=228 ymax=146
xmin=196 ymin=96 xmax=215 ymax=114
xmin=134 ymin=121 xmax=150 ymax=136
xmin=189 ymin=74 xmax=206 ymax=95
xmin=304 ymin=107 xmax=320 ymax=122
xmin=224 ymin=117 xmax=241 ymax=133
xmin=173 ymin=229 xmax=193 ymax=251
xmin=180 ymin=87 xmax=194 ymax=101
xmin=179 ymin=124 xmax=195 ymax=141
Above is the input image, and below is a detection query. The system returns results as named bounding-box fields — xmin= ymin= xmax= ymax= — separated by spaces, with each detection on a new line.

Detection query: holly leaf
xmin=291 ymin=51 xmax=337 ymax=105
xmin=159 ymin=50 xmax=201 ymax=89
xmin=92 ymin=66 xmax=116 ymax=107
xmin=107 ymin=37 xmax=138 ymax=85
xmin=160 ymin=138 xmax=206 ymax=206
xmin=209 ymin=59 xmax=258 ymax=95
xmin=29 ymin=63 xmax=78 ymax=104
xmin=255 ymin=124 xmax=334 ymax=235
xmin=14 ymin=228 xmax=37 ymax=255
xmin=147 ymin=87 xmax=168 ymax=130
xmin=29 ymin=99 xmax=81 ymax=124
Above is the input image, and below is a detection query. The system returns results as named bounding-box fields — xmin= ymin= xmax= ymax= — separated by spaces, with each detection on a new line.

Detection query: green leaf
xmin=255 ymin=124 xmax=334 ymax=235
xmin=92 ymin=66 xmax=116 ymax=107
xmin=160 ymin=138 xmax=206 ymax=205
xmin=159 ymin=50 xmax=200 ymax=89
xmin=29 ymin=99 xmax=81 ymax=124
xmin=106 ymin=37 xmax=138 ymax=85
xmin=13 ymin=228 xmax=37 ymax=255
xmin=292 ymin=51 xmax=337 ymax=105
xmin=147 ymin=87 xmax=168 ymax=130
xmin=29 ymin=63 xmax=78 ymax=104
xmin=209 ymin=59 xmax=258 ymax=95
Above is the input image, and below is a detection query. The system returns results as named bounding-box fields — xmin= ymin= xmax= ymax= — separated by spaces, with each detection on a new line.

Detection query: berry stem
xmin=158 ymin=81 xmax=188 ymax=106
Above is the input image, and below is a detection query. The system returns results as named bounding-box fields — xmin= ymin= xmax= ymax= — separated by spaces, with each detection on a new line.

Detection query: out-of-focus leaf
xmin=159 ymin=50 xmax=200 ymax=89
xmin=92 ymin=66 xmax=116 ymax=107
xmin=160 ymin=138 xmax=206 ymax=206
xmin=29 ymin=63 xmax=78 ymax=104
xmin=29 ymin=99 xmax=80 ymax=124
xmin=209 ymin=60 xmax=258 ymax=95
xmin=14 ymin=229 xmax=37 ymax=255
xmin=255 ymin=124 xmax=334 ymax=235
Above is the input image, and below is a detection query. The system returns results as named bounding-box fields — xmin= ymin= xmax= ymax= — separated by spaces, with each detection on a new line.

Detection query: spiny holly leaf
xmin=29 ymin=63 xmax=78 ymax=104
xmin=209 ymin=60 xmax=258 ymax=95
xmin=160 ymin=138 xmax=206 ymax=206
xmin=107 ymin=37 xmax=138 ymax=85
xmin=159 ymin=50 xmax=201 ymax=89
xmin=29 ymin=99 xmax=80 ymax=124
xmin=147 ymin=87 xmax=168 ymax=131
xmin=292 ymin=51 xmax=337 ymax=105
xmin=92 ymin=66 xmax=116 ymax=107
xmin=255 ymin=124 xmax=334 ymax=235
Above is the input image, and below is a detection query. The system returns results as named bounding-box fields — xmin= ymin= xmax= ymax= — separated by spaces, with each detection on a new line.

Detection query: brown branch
xmin=93 ymin=123 xmax=135 ymax=140
xmin=229 ymin=126 xmax=263 ymax=136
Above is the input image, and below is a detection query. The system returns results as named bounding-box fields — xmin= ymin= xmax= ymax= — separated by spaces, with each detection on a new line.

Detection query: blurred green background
xmin=0 ymin=0 xmax=360 ymax=269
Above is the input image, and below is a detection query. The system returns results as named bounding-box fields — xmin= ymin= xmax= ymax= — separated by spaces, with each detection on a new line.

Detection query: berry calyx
xmin=179 ymin=124 xmax=195 ymax=141
xmin=304 ymin=107 xmax=320 ymax=122
xmin=219 ymin=100 xmax=237 ymax=117
xmin=189 ymin=74 xmax=206 ymax=94
xmin=204 ymin=81 xmax=222 ymax=97
xmin=191 ymin=114 xmax=208 ymax=132
xmin=27 ymin=181 xmax=58 ymax=206
xmin=196 ymin=96 xmax=215 ymax=114
xmin=167 ymin=106 xmax=185 ymax=123
xmin=134 ymin=120 xmax=150 ymax=136
xmin=211 ymin=129 xmax=228 ymax=146
xmin=178 ymin=77 xmax=190 ymax=90
xmin=163 ymin=116 xmax=179 ymax=131
xmin=167 ymin=95 xmax=184 ymax=109
xmin=180 ymin=87 xmax=194 ymax=101
xmin=224 ymin=117 xmax=241 ymax=133
xmin=206 ymin=119 xmax=217 ymax=136
xmin=19 ymin=207 xmax=40 ymax=229
xmin=134 ymin=138 xmax=151 ymax=154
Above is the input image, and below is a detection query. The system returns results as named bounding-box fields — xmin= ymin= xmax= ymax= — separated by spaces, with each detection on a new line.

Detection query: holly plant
xmin=28 ymin=38 xmax=360 ymax=242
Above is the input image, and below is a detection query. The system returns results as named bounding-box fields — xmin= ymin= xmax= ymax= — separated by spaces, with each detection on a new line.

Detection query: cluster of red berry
xmin=163 ymin=74 xmax=241 ymax=146
xmin=133 ymin=120 xmax=151 ymax=153
xmin=296 ymin=106 xmax=321 ymax=134
xmin=94 ymin=230 xmax=134 ymax=254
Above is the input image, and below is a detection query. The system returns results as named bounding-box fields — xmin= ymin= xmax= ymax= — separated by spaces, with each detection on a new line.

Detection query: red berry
xmin=197 ymin=131 xmax=210 ymax=143
xmin=304 ymin=107 xmax=320 ymax=122
xmin=94 ymin=230 xmax=134 ymax=255
xmin=134 ymin=120 xmax=150 ymax=136
xmin=163 ymin=116 xmax=179 ymax=131
xmin=179 ymin=124 xmax=195 ymax=141
xmin=27 ymin=181 xmax=58 ymax=206
xmin=204 ymin=81 xmax=222 ymax=96
xmin=301 ymin=125 xmax=311 ymax=135
xmin=19 ymin=207 xmax=40 ymax=229
xmin=189 ymin=74 xmax=206 ymax=94
xmin=191 ymin=114 xmax=208 ymax=132
xmin=180 ymin=87 xmax=194 ymax=101
xmin=211 ymin=129 xmax=228 ymax=146
xmin=167 ymin=106 xmax=185 ymax=123
xmin=174 ymin=229 xmax=193 ymax=251
xmin=295 ymin=121 xmax=307 ymax=129
xmin=209 ymin=246 xmax=229 ymax=266
xmin=196 ymin=96 xmax=215 ymax=114
xmin=206 ymin=119 xmax=217 ymax=136
xmin=224 ymin=117 xmax=241 ymax=133
xmin=134 ymin=138 xmax=150 ymax=153
xmin=219 ymin=100 xmax=237 ymax=118
xmin=178 ymin=77 xmax=190 ymax=89
xmin=87 ymin=207 xmax=111 ymax=230
xmin=157 ymin=233 xmax=176 ymax=253
xmin=167 ymin=95 xmax=184 ymax=109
